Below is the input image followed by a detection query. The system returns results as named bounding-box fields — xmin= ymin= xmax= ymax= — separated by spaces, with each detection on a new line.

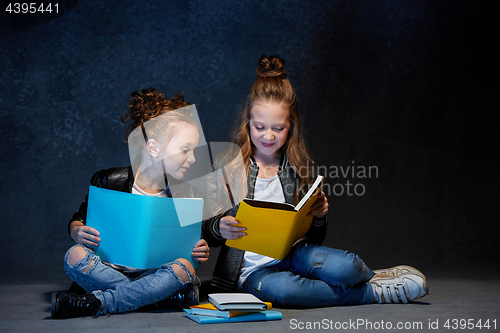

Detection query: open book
xmin=86 ymin=186 xmax=203 ymax=269
xmin=226 ymin=175 xmax=324 ymax=259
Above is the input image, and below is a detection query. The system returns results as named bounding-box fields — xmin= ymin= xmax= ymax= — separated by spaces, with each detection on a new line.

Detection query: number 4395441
xmin=444 ymin=319 xmax=497 ymax=330
xmin=5 ymin=3 xmax=59 ymax=14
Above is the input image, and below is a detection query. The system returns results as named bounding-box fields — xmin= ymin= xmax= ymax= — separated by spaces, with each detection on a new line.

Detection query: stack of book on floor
xmin=183 ymin=293 xmax=282 ymax=324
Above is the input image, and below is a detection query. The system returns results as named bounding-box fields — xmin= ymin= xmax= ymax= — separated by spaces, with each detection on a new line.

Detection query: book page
xmin=242 ymin=199 xmax=295 ymax=211
xmin=294 ymin=175 xmax=324 ymax=211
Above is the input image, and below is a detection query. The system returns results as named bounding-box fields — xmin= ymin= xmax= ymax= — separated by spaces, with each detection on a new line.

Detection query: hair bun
xmin=121 ymin=88 xmax=191 ymax=144
xmin=256 ymin=55 xmax=286 ymax=79
xmin=122 ymin=87 xmax=166 ymax=125
xmin=172 ymin=94 xmax=185 ymax=103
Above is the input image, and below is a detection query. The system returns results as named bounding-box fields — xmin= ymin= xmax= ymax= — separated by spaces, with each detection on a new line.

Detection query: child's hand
xmin=192 ymin=239 xmax=210 ymax=263
xmin=219 ymin=216 xmax=246 ymax=240
xmin=306 ymin=192 xmax=329 ymax=218
xmin=70 ymin=223 xmax=101 ymax=248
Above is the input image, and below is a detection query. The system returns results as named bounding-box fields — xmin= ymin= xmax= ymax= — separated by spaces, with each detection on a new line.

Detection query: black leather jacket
xmin=69 ymin=166 xmax=135 ymax=236
xmin=69 ymin=166 xmax=200 ymax=235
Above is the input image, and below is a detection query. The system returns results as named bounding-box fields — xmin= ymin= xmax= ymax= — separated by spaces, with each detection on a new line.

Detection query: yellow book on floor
xmin=190 ymin=302 xmax=272 ymax=318
xmin=226 ymin=175 xmax=324 ymax=259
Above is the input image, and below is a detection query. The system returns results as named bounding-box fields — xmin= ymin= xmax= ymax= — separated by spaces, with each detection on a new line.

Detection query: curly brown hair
xmin=121 ymin=87 xmax=190 ymax=144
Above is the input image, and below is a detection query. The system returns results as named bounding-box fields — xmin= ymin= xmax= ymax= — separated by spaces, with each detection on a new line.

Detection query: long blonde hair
xmin=232 ymin=55 xmax=315 ymax=203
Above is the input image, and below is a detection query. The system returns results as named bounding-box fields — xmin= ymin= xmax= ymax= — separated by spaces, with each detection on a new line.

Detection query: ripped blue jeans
xmin=63 ymin=245 xmax=193 ymax=315
xmin=240 ymin=243 xmax=374 ymax=307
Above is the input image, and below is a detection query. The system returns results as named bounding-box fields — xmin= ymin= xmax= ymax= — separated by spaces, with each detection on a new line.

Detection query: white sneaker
xmin=372 ymin=265 xmax=425 ymax=278
xmin=370 ymin=272 xmax=428 ymax=304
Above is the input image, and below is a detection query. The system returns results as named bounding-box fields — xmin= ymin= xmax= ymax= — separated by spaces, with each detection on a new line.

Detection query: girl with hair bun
xmin=203 ymin=56 xmax=428 ymax=307
xmin=52 ymin=87 xmax=209 ymax=319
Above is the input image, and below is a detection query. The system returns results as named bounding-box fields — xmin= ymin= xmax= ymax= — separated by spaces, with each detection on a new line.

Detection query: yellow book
xmin=226 ymin=175 xmax=324 ymax=259
xmin=190 ymin=302 xmax=272 ymax=318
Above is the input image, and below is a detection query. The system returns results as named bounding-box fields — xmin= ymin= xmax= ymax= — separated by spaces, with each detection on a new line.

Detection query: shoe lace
xmin=67 ymin=294 xmax=101 ymax=317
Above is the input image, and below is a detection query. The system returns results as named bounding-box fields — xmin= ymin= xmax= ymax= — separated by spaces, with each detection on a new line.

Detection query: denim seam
xmin=92 ymin=290 xmax=107 ymax=315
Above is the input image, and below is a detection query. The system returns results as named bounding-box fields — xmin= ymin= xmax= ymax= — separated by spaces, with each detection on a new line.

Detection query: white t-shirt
xmin=132 ymin=183 xmax=170 ymax=197
xmin=238 ymin=174 xmax=285 ymax=287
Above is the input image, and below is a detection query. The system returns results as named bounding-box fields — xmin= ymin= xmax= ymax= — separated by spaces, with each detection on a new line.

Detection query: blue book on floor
xmin=86 ymin=186 xmax=203 ymax=269
xmin=183 ymin=309 xmax=282 ymax=324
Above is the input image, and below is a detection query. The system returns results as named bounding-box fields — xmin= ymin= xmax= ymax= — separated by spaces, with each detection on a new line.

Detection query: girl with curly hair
xmin=52 ymin=88 xmax=209 ymax=319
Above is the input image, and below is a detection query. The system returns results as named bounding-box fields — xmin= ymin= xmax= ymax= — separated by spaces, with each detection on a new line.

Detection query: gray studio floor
xmin=1 ymin=264 xmax=499 ymax=333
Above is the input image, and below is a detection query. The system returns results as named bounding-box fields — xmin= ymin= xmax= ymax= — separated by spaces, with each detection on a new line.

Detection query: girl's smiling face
xmin=249 ymin=101 xmax=290 ymax=160
xmin=159 ymin=123 xmax=199 ymax=180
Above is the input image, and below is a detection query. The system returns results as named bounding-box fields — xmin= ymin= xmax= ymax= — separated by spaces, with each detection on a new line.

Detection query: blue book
xmin=86 ymin=186 xmax=203 ymax=269
xmin=183 ymin=309 xmax=282 ymax=324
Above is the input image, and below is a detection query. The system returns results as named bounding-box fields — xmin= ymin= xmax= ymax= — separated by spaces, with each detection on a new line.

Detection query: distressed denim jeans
xmin=63 ymin=245 xmax=192 ymax=314
xmin=240 ymin=243 xmax=374 ymax=307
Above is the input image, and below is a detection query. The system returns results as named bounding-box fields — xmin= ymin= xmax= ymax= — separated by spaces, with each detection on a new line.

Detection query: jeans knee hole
xmin=67 ymin=249 xmax=98 ymax=274
xmin=353 ymin=256 xmax=366 ymax=271
xmin=312 ymin=253 xmax=328 ymax=268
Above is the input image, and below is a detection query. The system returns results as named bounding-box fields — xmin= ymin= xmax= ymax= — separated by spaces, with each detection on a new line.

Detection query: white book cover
xmin=208 ymin=293 xmax=266 ymax=311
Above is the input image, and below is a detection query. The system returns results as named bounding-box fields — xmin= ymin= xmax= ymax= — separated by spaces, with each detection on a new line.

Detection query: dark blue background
xmin=0 ymin=0 xmax=497 ymax=276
